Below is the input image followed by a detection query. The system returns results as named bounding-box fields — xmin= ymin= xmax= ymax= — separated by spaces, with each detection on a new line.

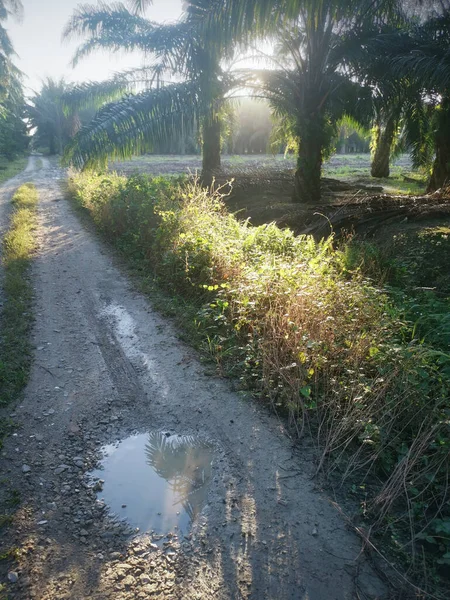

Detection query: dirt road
xmin=0 ymin=158 xmax=387 ymax=599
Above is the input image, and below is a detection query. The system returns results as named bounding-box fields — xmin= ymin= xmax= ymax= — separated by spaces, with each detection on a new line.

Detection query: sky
xmin=8 ymin=0 xmax=184 ymax=95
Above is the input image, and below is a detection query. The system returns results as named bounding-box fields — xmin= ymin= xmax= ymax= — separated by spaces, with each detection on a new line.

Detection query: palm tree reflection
xmin=145 ymin=432 xmax=214 ymax=522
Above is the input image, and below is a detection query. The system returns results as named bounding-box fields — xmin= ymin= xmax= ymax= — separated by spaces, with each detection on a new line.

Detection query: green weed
xmin=0 ymin=157 xmax=27 ymax=186
xmin=0 ymin=183 xmax=38 ymax=414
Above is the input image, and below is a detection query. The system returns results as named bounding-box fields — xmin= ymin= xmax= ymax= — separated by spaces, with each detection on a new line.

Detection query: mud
xmin=0 ymin=157 xmax=388 ymax=599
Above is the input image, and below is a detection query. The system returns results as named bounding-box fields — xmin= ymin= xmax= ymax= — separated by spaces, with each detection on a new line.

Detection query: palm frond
xmin=63 ymin=2 xmax=154 ymax=41
xmin=126 ymin=0 xmax=153 ymax=14
xmin=64 ymin=80 xmax=204 ymax=169
xmin=0 ymin=22 xmax=15 ymax=56
xmin=198 ymin=0 xmax=404 ymax=51
xmin=62 ymin=66 xmax=163 ymax=114
xmin=0 ymin=0 xmax=23 ymax=22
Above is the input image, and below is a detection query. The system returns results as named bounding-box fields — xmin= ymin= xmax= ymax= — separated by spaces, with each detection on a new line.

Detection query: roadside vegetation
xmin=0 ymin=184 xmax=38 ymax=444
xmin=0 ymin=156 xmax=27 ymax=186
xmin=68 ymin=170 xmax=449 ymax=594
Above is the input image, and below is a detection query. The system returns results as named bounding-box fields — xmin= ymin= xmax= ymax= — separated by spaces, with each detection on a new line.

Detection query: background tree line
xmin=59 ymin=0 xmax=450 ymax=202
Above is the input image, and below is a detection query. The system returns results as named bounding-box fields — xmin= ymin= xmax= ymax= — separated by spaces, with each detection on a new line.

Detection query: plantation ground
xmin=110 ymin=153 xmax=431 ymax=228
xmin=0 ymin=157 xmax=392 ymax=600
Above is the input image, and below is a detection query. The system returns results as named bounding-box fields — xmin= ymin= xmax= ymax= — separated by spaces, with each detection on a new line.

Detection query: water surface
xmin=91 ymin=431 xmax=215 ymax=535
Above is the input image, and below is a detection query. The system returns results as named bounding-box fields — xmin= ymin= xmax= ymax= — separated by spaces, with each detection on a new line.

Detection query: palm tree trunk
xmin=293 ymin=124 xmax=322 ymax=203
xmin=371 ymin=116 xmax=396 ymax=178
xmin=427 ymin=97 xmax=450 ymax=192
xmin=201 ymin=114 xmax=221 ymax=186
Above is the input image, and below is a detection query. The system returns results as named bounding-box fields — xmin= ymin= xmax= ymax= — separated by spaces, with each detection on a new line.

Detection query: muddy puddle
xmin=90 ymin=431 xmax=215 ymax=536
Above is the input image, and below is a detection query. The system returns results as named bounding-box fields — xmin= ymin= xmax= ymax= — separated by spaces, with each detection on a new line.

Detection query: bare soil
xmin=0 ymin=158 xmax=391 ymax=599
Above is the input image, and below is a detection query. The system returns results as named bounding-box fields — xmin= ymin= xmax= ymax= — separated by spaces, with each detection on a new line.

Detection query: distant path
xmin=0 ymin=159 xmax=387 ymax=600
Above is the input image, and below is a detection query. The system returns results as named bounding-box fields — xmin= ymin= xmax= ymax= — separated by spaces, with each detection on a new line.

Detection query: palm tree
xmin=27 ymin=78 xmax=80 ymax=155
xmin=201 ymin=0 xmax=404 ymax=202
xmin=393 ymin=9 xmax=450 ymax=191
xmin=338 ymin=24 xmax=428 ymax=179
xmin=358 ymin=6 xmax=450 ymax=190
xmin=0 ymin=0 xmax=22 ymax=100
xmin=0 ymin=0 xmax=28 ymax=160
xmin=63 ymin=1 xmax=235 ymax=178
xmin=239 ymin=26 xmax=374 ymax=201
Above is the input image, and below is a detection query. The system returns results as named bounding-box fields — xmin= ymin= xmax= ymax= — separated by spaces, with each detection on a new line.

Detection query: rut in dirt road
xmin=0 ymin=158 xmax=388 ymax=600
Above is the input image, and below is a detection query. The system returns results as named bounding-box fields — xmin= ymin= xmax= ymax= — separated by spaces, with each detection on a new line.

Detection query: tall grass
xmin=0 ymin=184 xmax=38 ymax=413
xmin=68 ymin=170 xmax=449 ymax=592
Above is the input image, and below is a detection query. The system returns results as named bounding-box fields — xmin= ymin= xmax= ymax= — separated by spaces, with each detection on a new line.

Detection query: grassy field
xmin=110 ymin=153 xmax=427 ymax=195
xmin=0 ymin=157 xmax=28 ymax=186
xmin=68 ymin=169 xmax=449 ymax=595
xmin=0 ymin=184 xmax=38 ymax=445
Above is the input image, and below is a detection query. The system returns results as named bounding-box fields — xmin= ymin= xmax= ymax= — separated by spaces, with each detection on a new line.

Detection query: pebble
xmin=122 ymin=575 xmax=136 ymax=587
xmin=22 ymin=464 xmax=31 ymax=473
xmin=54 ymin=464 xmax=70 ymax=475
xmin=7 ymin=571 xmax=19 ymax=583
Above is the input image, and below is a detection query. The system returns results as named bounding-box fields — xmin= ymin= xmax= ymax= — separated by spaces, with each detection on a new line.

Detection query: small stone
xmin=116 ymin=563 xmax=133 ymax=572
xmin=54 ymin=464 xmax=70 ymax=475
xmin=139 ymin=574 xmax=151 ymax=584
xmin=122 ymin=575 xmax=136 ymax=587
xmin=22 ymin=464 xmax=31 ymax=473
xmin=311 ymin=527 xmax=318 ymax=536
xmin=80 ymin=529 xmax=89 ymax=537
xmin=7 ymin=571 xmax=19 ymax=583
xmin=37 ymin=520 xmax=48 ymax=526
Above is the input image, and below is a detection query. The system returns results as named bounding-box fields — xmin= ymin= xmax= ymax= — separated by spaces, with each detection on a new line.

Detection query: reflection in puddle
xmin=91 ymin=431 xmax=215 ymax=535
